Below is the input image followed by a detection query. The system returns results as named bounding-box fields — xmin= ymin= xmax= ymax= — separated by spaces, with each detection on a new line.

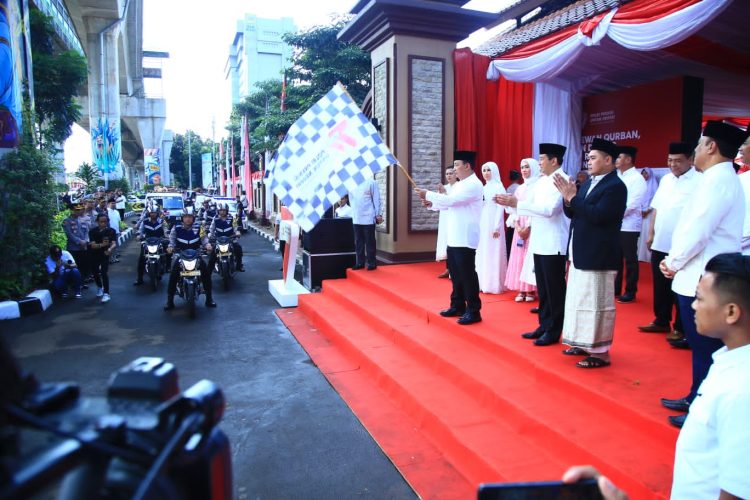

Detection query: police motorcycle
xmin=144 ymin=236 xmax=167 ymax=291
xmin=213 ymin=236 xmax=236 ymax=292
xmin=0 ymin=348 xmax=232 ymax=500
xmin=175 ymin=247 xmax=204 ymax=320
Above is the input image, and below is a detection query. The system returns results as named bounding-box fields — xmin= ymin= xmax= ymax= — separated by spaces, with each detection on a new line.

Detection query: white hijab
xmin=482 ymin=161 xmax=502 ymax=188
xmin=521 ymin=158 xmax=541 ymax=186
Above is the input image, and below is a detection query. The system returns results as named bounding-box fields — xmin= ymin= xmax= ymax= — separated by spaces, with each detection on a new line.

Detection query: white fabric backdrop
xmin=532 ymin=81 xmax=584 ymax=177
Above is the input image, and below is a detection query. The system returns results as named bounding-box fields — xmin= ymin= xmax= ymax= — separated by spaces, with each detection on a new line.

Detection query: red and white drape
xmin=487 ymin=0 xmax=734 ymax=82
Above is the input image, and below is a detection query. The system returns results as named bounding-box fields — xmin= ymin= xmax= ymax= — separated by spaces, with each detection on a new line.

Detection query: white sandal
xmin=515 ymin=293 xmax=525 ymax=302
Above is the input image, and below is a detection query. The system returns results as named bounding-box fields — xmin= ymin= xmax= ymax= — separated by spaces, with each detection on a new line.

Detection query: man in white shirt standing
xmin=615 ymin=146 xmax=647 ymax=303
xmin=416 ymin=151 xmax=484 ymax=325
xmin=639 ymin=142 xmax=701 ymax=347
xmin=348 ymin=175 xmax=383 ymax=271
xmin=495 ymin=144 xmax=570 ymax=345
xmin=739 ymin=135 xmax=750 ymax=255
xmin=660 ymin=121 xmax=747 ymax=428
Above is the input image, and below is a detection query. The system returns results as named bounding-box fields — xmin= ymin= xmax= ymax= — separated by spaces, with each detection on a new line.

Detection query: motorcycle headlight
xmin=182 ymin=259 xmax=198 ymax=271
xmin=218 ymin=243 xmax=230 ymax=253
xmin=147 ymin=245 xmax=159 ymax=253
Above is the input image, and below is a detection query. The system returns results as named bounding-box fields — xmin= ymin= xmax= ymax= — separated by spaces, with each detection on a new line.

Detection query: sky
xmin=64 ymin=0 xmax=512 ymax=173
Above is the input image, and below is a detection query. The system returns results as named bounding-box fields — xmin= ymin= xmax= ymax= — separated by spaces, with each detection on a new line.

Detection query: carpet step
xmin=299 ymin=289 xmax=672 ymax=497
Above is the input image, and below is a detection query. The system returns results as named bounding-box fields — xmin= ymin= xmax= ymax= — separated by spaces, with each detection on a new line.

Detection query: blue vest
xmin=174 ymin=224 xmax=201 ymax=250
xmin=142 ymin=218 xmax=165 ymax=238
xmin=213 ymin=216 xmax=234 ymax=237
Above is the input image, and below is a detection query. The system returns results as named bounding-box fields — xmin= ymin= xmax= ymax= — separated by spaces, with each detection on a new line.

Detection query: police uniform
xmin=135 ymin=215 xmax=169 ymax=284
xmin=208 ymin=214 xmax=244 ymax=272
xmin=63 ymin=212 xmax=91 ymax=281
xmin=165 ymin=218 xmax=214 ymax=308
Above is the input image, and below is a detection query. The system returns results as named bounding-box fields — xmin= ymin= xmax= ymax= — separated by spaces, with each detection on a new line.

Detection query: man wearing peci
xmin=553 ymin=138 xmax=627 ymax=368
xmin=415 ymin=151 xmax=484 ymax=325
xmin=614 ymin=146 xmax=647 ymax=303
xmin=495 ymin=143 xmax=570 ymax=346
xmin=659 ymin=121 xmax=746 ymax=427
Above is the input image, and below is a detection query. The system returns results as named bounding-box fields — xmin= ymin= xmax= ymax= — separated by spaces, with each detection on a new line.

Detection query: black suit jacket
xmin=563 ymin=170 xmax=627 ymax=271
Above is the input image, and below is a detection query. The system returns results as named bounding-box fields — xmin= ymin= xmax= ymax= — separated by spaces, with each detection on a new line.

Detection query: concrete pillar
xmin=339 ymin=1 xmax=495 ymax=263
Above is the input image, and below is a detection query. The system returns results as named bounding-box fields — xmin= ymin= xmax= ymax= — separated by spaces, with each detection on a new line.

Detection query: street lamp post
xmin=187 ymin=130 xmax=192 ymax=191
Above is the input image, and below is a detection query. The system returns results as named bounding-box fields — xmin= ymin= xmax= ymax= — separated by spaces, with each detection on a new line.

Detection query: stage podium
xmin=302 ymin=218 xmax=356 ymax=290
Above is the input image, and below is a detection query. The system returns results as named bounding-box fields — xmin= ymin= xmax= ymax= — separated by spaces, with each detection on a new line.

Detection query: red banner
xmin=581 ymin=77 xmax=684 ymax=168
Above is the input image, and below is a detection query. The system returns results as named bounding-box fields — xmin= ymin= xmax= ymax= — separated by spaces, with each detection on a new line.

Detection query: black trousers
xmin=69 ymin=249 xmax=90 ymax=280
xmin=167 ymin=255 xmax=212 ymax=300
xmin=505 ymin=227 xmax=514 ymax=262
xmin=90 ymin=252 xmax=110 ymax=293
xmin=649 ymin=250 xmax=683 ymax=331
xmin=446 ymin=246 xmax=481 ymax=315
xmin=615 ymin=231 xmax=640 ymax=296
xmin=533 ymin=254 xmax=567 ymax=337
xmin=677 ymin=294 xmax=723 ymax=402
xmin=207 ymin=242 xmax=243 ymax=272
xmin=354 ymin=224 xmax=377 ymax=267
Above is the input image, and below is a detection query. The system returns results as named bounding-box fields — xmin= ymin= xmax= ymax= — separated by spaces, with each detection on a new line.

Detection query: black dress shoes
xmin=534 ymin=332 xmax=560 ymax=346
xmin=616 ymin=293 xmax=636 ymax=303
xmin=205 ymin=298 xmax=217 ymax=308
xmin=521 ymin=329 xmax=544 ymax=339
xmin=457 ymin=312 xmax=482 ymax=325
xmin=669 ymin=338 xmax=691 ymax=349
xmin=440 ymin=307 xmax=465 ymax=317
xmin=163 ymin=301 xmax=175 ymax=311
xmin=661 ymin=397 xmax=690 ymax=412
xmin=352 ymin=265 xmax=364 ymax=270
xmin=638 ymin=322 xmax=671 ymax=333
xmin=366 ymin=265 xmax=377 ymax=271
xmin=530 ymin=307 xmax=540 ymax=313
xmin=668 ymin=414 xmax=687 ymax=428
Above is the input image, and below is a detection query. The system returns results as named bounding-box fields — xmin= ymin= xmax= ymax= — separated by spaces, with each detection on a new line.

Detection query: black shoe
xmin=669 ymin=338 xmax=691 ymax=350
xmin=352 ymin=265 xmax=364 ymax=270
xmin=133 ymin=280 xmax=144 ymax=286
xmin=366 ymin=265 xmax=377 ymax=271
xmin=81 ymin=284 xmax=89 ymax=290
xmin=521 ymin=329 xmax=544 ymax=339
xmin=163 ymin=301 xmax=175 ymax=311
xmin=205 ymin=298 xmax=217 ymax=308
xmin=668 ymin=414 xmax=687 ymax=428
xmin=457 ymin=312 xmax=482 ymax=325
xmin=534 ymin=332 xmax=560 ymax=346
xmin=530 ymin=307 xmax=540 ymax=313
xmin=661 ymin=397 xmax=690 ymax=412
xmin=237 ymin=266 xmax=245 ymax=272
xmin=616 ymin=293 xmax=636 ymax=303
xmin=440 ymin=307 xmax=465 ymax=317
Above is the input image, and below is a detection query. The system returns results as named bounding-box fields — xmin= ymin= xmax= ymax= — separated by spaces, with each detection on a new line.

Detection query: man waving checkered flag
xmin=268 ymin=83 xmax=396 ymax=232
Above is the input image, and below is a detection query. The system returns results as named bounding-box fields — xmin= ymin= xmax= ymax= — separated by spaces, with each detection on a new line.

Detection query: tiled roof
xmin=475 ymin=0 xmax=628 ymax=57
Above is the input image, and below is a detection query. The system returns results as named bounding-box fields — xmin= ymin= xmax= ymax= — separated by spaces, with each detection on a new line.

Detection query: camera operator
xmin=45 ymin=245 xmax=82 ymax=299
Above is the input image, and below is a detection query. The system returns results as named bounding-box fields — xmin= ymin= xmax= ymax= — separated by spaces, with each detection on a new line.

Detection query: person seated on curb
xmin=45 ymin=245 xmax=82 ymax=299
xmin=563 ymin=253 xmax=750 ymax=500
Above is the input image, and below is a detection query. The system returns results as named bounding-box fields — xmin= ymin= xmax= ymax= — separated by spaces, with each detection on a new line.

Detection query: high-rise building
xmin=225 ymin=15 xmax=297 ymax=104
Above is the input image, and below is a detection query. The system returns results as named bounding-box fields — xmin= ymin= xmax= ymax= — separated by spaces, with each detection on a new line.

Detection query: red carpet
xmin=277 ymin=262 xmax=686 ymax=499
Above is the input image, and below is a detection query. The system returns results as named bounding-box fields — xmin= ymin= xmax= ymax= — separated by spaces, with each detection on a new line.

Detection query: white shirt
xmin=666 ymin=162 xmax=744 ymax=297
xmin=672 ymin=344 xmax=750 ymax=499
xmin=650 ymin=167 xmax=702 ymax=254
xmin=45 ymin=250 xmax=76 ymax=274
xmin=335 ymin=204 xmax=353 ymax=218
xmin=617 ymin=166 xmax=648 ymax=232
xmin=426 ymin=173 xmax=483 ymax=249
xmin=115 ymin=195 xmax=126 ymax=210
xmin=739 ymin=171 xmax=750 ymax=255
xmin=516 ymin=168 xmax=570 ymax=256
xmin=348 ymin=178 xmax=381 ymax=225
xmin=107 ymin=208 xmax=122 ymax=235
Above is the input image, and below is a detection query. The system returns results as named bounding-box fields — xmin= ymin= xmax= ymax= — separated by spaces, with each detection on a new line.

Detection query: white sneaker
xmin=96 ymin=287 xmax=104 ymax=297
xmin=101 ymin=293 xmax=111 ymax=303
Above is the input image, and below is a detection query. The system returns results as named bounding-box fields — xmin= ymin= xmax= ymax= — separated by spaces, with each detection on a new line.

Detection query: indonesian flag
xmin=280 ymin=70 xmax=287 ymax=112
xmin=243 ymin=115 xmax=253 ymax=209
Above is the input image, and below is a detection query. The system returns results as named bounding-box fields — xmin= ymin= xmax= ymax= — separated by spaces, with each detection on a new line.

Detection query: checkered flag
xmin=268 ymin=83 xmax=396 ymax=232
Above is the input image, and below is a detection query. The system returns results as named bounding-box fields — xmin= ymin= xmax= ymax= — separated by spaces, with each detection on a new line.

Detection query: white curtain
xmin=487 ymin=0 xmax=733 ymax=83
xmin=533 ymin=81 xmax=584 ymax=178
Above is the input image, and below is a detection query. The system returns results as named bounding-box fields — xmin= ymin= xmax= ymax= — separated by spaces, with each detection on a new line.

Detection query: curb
xmin=1 ymin=229 xmax=135 ymax=321
xmin=1 ymin=289 xmax=52 ymax=320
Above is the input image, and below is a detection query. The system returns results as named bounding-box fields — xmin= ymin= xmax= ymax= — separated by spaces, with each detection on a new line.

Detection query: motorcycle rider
xmin=200 ymin=201 xmax=218 ymax=233
xmin=208 ymin=203 xmax=245 ymax=273
xmin=164 ymin=208 xmax=216 ymax=310
xmin=133 ymin=202 xmax=168 ymax=285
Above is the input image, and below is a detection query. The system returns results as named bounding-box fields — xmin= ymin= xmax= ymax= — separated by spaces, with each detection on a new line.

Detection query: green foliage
xmin=169 ymin=131 xmax=213 ymax=189
xmin=229 ymin=20 xmax=371 ymax=155
xmin=0 ymin=144 xmax=58 ymax=300
xmin=29 ymin=8 xmax=88 ymax=148
xmin=96 ymin=177 xmax=130 ymax=196
xmin=51 ymin=209 xmax=70 ymax=249
xmin=76 ymin=162 xmax=98 ymax=190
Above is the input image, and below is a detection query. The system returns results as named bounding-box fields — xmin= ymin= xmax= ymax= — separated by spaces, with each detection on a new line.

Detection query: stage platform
xmin=277 ymin=261 xmax=687 ymax=499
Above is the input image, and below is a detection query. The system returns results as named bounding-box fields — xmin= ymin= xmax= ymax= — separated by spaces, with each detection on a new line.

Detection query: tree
xmin=76 ymin=162 xmax=98 ymax=190
xmin=30 ymin=8 xmax=88 ymax=148
xmin=169 ymin=132 xmax=212 ymax=189
xmin=229 ymin=19 xmax=371 ymax=155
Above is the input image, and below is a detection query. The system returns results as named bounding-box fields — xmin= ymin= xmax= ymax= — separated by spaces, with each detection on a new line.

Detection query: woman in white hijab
xmin=504 ymin=158 xmax=541 ymax=301
xmin=637 ymin=167 xmax=660 ymax=262
xmin=475 ymin=161 xmax=507 ymax=294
